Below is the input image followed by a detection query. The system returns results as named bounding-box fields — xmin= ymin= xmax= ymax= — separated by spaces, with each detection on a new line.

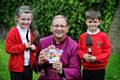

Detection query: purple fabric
xmin=36 ymin=35 xmax=81 ymax=80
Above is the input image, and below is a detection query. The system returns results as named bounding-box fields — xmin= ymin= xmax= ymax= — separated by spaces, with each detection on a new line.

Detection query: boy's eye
xmin=88 ymin=21 xmax=97 ymax=23
xmin=93 ymin=21 xmax=97 ymax=23
xmin=88 ymin=21 xmax=92 ymax=23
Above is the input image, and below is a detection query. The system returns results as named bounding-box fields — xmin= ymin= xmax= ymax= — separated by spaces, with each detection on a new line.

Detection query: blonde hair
xmin=16 ymin=5 xmax=32 ymax=17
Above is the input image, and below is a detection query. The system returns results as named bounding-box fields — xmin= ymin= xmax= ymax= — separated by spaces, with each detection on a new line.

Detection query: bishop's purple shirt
xmin=34 ymin=35 xmax=81 ymax=80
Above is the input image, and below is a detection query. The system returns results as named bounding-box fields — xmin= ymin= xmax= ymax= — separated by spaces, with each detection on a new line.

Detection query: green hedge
xmin=0 ymin=0 xmax=117 ymax=40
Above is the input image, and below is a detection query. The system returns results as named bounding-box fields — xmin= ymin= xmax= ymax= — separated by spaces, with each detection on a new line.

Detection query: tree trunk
xmin=108 ymin=0 xmax=120 ymax=54
xmin=0 ymin=23 xmax=9 ymax=39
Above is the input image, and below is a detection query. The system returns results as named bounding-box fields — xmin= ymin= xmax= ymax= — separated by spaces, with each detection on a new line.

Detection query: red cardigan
xmin=5 ymin=27 xmax=39 ymax=72
xmin=78 ymin=32 xmax=111 ymax=70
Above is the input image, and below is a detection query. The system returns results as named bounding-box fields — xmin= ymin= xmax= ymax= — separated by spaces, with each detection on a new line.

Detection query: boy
xmin=78 ymin=8 xmax=111 ymax=80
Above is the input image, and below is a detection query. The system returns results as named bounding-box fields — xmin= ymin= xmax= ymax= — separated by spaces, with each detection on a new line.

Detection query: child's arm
xmin=5 ymin=31 xmax=26 ymax=54
xmin=95 ymin=35 xmax=111 ymax=62
xmin=78 ymin=35 xmax=85 ymax=59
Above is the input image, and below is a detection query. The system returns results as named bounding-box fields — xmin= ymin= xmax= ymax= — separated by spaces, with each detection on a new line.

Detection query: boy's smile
xmin=85 ymin=19 xmax=101 ymax=32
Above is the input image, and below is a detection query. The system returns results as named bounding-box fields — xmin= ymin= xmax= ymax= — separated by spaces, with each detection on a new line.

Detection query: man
xmin=34 ymin=15 xmax=81 ymax=80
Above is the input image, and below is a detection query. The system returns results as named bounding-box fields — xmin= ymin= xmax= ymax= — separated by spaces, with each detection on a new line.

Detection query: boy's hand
xmin=89 ymin=56 xmax=96 ymax=62
xmin=83 ymin=54 xmax=96 ymax=62
xmin=83 ymin=54 xmax=91 ymax=62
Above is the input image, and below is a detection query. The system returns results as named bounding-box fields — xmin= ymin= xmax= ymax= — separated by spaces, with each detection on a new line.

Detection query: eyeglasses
xmin=52 ymin=24 xmax=66 ymax=28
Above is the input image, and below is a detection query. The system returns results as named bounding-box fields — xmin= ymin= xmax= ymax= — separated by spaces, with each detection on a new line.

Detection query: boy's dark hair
xmin=85 ymin=8 xmax=101 ymax=20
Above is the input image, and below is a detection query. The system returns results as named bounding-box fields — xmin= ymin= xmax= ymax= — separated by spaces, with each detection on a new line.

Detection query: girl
xmin=5 ymin=5 xmax=40 ymax=80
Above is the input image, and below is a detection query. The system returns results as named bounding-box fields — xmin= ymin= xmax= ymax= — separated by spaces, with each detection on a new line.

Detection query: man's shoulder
xmin=40 ymin=35 xmax=52 ymax=43
xmin=68 ymin=36 xmax=78 ymax=47
xmin=39 ymin=35 xmax=52 ymax=49
xmin=67 ymin=37 xmax=78 ymax=54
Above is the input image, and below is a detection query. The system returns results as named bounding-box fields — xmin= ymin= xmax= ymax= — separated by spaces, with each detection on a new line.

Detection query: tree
xmin=109 ymin=0 xmax=120 ymax=54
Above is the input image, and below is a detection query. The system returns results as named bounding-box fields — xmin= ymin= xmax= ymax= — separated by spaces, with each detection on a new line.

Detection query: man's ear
xmin=66 ymin=26 xmax=69 ymax=33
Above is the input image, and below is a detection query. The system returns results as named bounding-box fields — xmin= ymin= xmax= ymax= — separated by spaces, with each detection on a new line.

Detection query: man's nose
xmin=58 ymin=25 xmax=62 ymax=30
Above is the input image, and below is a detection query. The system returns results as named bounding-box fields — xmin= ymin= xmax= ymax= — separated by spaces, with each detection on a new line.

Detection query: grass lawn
xmin=105 ymin=53 xmax=120 ymax=80
xmin=0 ymin=39 xmax=120 ymax=80
xmin=0 ymin=39 xmax=39 ymax=80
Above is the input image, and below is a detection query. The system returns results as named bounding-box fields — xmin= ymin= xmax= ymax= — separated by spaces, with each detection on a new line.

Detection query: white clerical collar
xmin=87 ymin=28 xmax=100 ymax=35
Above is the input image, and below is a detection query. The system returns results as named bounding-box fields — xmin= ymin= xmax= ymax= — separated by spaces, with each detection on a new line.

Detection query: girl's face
xmin=85 ymin=18 xmax=101 ymax=32
xmin=16 ymin=13 xmax=32 ymax=29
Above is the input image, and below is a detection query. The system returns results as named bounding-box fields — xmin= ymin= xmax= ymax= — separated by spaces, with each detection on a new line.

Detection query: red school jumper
xmin=78 ymin=31 xmax=111 ymax=70
xmin=5 ymin=27 xmax=38 ymax=72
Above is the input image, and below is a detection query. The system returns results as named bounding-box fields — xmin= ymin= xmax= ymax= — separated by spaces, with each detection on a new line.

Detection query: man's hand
xmin=52 ymin=61 xmax=63 ymax=74
xmin=38 ymin=45 xmax=56 ymax=64
xmin=38 ymin=51 xmax=48 ymax=64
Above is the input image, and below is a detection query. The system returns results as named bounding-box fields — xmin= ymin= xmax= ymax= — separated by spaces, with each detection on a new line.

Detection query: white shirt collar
xmin=17 ymin=24 xmax=28 ymax=32
xmin=87 ymin=28 xmax=100 ymax=35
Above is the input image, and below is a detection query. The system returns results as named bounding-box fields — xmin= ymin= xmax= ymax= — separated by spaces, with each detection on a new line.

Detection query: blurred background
xmin=0 ymin=0 xmax=120 ymax=80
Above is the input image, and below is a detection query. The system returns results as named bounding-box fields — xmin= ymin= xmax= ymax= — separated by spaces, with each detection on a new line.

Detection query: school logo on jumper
xmin=97 ymin=41 xmax=102 ymax=46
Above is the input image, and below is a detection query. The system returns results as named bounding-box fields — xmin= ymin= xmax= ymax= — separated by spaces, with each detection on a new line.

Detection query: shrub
xmin=0 ymin=0 xmax=117 ymax=40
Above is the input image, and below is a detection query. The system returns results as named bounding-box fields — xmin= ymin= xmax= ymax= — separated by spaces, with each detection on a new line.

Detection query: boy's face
xmin=85 ymin=18 xmax=101 ymax=32
xmin=16 ymin=13 xmax=32 ymax=29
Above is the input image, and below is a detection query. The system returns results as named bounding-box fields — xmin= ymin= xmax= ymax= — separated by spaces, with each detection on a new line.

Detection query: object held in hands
xmin=86 ymin=34 xmax=93 ymax=54
xmin=48 ymin=48 xmax=63 ymax=63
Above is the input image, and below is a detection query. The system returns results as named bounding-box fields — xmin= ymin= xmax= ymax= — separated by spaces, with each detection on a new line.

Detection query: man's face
xmin=85 ymin=18 xmax=101 ymax=32
xmin=16 ymin=13 xmax=32 ymax=29
xmin=51 ymin=18 xmax=68 ymax=39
